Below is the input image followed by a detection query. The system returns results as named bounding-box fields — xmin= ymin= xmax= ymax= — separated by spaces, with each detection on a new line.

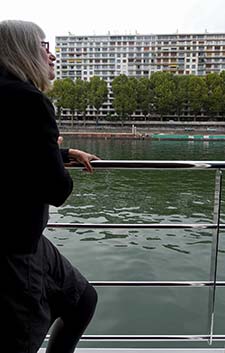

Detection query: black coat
xmin=0 ymin=68 xmax=73 ymax=253
xmin=0 ymin=69 xmax=88 ymax=353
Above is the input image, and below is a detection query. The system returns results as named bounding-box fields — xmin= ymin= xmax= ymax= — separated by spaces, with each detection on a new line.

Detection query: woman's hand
xmin=57 ymin=136 xmax=64 ymax=145
xmin=67 ymin=149 xmax=100 ymax=173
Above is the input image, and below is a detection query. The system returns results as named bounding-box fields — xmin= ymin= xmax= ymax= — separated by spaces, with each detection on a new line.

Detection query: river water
xmin=45 ymin=138 xmax=225 ymax=349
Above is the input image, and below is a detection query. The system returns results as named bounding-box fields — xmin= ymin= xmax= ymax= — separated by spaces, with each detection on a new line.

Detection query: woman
xmin=0 ymin=20 xmax=98 ymax=353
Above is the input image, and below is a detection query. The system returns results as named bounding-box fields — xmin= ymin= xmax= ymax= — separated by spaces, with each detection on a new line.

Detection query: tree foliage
xmin=47 ymin=71 xmax=225 ymax=125
xmin=88 ymin=76 xmax=108 ymax=124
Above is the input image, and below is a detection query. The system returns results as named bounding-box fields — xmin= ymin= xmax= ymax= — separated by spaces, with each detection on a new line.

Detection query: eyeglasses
xmin=41 ymin=41 xmax=49 ymax=53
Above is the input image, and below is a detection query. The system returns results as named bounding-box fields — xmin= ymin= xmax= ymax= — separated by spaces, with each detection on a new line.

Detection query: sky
xmin=1 ymin=0 xmax=225 ymax=49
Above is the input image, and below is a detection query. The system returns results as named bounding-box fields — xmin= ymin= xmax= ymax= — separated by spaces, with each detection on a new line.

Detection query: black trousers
xmin=0 ymin=236 xmax=97 ymax=353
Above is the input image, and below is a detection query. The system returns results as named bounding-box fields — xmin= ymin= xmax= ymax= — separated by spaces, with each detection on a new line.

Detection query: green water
xmin=46 ymin=139 xmax=225 ymax=349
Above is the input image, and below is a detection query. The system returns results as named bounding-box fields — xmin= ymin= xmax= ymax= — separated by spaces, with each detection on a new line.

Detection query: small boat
xmin=150 ymin=134 xmax=225 ymax=141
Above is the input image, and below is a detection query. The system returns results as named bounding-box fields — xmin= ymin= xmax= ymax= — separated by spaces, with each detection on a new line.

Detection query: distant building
xmin=55 ymin=32 xmax=225 ymax=119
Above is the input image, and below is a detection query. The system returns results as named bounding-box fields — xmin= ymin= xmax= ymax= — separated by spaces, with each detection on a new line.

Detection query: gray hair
xmin=0 ymin=20 xmax=50 ymax=91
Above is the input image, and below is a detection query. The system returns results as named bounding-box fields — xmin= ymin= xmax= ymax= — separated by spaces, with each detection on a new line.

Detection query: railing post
xmin=208 ymin=169 xmax=223 ymax=345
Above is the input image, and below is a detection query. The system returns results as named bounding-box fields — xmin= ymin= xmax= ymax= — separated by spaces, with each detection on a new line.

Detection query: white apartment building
xmin=55 ymin=32 xmax=225 ymax=119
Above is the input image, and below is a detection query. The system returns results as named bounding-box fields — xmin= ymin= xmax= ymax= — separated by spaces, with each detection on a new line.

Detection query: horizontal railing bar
xmin=90 ymin=281 xmax=225 ymax=287
xmin=71 ymin=160 xmax=225 ymax=170
xmin=81 ymin=334 xmax=225 ymax=342
xmin=44 ymin=334 xmax=225 ymax=342
xmin=47 ymin=223 xmax=225 ymax=229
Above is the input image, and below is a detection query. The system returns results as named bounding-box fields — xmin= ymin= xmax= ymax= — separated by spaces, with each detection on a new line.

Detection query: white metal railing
xmin=47 ymin=161 xmax=225 ymax=346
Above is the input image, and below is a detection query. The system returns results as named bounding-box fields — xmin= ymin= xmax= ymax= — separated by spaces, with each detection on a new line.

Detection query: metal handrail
xmin=47 ymin=160 xmax=225 ymax=345
xmin=48 ymin=223 xmax=225 ymax=228
xmin=70 ymin=160 xmax=225 ymax=170
xmin=45 ymin=334 xmax=225 ymax=342
xmin=67 ymin=334 xmax=225 ymax=342
xmin=87 ymin=281 xmax=225 ymax=287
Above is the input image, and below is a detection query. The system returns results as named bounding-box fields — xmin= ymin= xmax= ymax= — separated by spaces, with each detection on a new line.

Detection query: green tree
xmin=60 ymin=78 xmax=77 ymax=127
xmin=88 ymin=76 xmax=108 ymax=125
xmin=136 ymin=77 xmax=154 ymax=120
xmin=188 ymin=76 xmax=207 ymax=119
xmin=219 ymin=71 xmax=225 ymax=117
xmin=73 ymin=78 xmax=89 ymax=125
xmin=112 ymin=75 xmax=137 ymax=124
xmin=204 ymin=73 xmax=224 ymax=117
xmin=174 ymin=75 xmax=190 ymax=119
xmin=150 ymin=72 xmax=176 ymax=119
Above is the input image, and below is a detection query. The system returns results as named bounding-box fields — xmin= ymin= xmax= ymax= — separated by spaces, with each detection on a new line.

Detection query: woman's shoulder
xmin=5 ymin=78 xmax=53 ymax=109
xmin=0 ymin=71 xmax=55 ymax=116
xmin=0 ymin=73 xmax=41 ymax=100
xmin=0 ymin=70 xmax=44 ymax=98
xmin=7 ymin=79 xmax=42 ymax=98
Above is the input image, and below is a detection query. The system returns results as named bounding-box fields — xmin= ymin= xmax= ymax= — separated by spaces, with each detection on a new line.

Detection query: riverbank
xmin=57 ymin=119 xmax=225 ymax=134
xmin=58 ymin=120 xmax=225 ymax=140
xmin=60 ymin=131 xmax=225 ymax=141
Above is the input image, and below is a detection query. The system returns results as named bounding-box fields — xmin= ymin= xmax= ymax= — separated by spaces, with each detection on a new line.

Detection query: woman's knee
xmin=81 ymin=283 xmax=98 ymax=314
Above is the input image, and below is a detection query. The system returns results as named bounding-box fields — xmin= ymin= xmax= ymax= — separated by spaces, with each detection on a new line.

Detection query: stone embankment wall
xmin=59 ymin=120 xmax=225 ymax=137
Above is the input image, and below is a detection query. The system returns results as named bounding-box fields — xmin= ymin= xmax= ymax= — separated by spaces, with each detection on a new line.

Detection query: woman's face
xmin=40 ymin=40 xmax=49 ymax=63
xmin=40 ymin=40 xmax=55 ymax=80
xmin=48 ymin=52 xmax=56 ymax=80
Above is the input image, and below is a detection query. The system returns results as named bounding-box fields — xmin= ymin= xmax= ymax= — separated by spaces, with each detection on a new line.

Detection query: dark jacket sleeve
xmin=60 ymin=148 xmax=70 ymax=163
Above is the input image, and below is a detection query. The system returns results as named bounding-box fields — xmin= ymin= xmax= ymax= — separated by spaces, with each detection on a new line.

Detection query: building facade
xmin=55 ymin=32 xmax=225 ymax=119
